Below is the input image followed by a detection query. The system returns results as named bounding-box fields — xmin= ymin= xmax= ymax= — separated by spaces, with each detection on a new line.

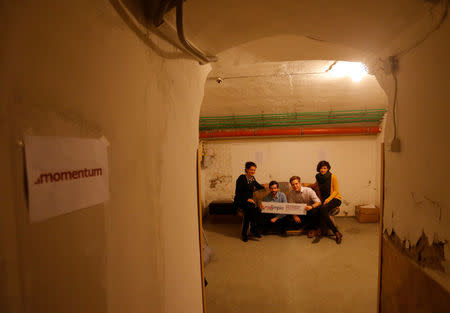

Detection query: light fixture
xmin=328 ymin=61 xmax=368 ymax=82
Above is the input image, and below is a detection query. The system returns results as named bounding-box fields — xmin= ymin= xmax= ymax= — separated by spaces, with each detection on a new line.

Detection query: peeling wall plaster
xmin=373 ymin=2 xmax=450 ymax=285
xmin=201 ymin=135 xmax=382 ymax=216
xmin=381 ymin=235 xmax=450 ymax=313
xmin=386 ymin=230 xmax=446 ymax=272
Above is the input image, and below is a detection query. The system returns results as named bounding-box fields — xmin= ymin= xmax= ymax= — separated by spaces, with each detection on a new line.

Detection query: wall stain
xmin=423 ymin=195 xmax=442 ymax=221
xmin=385 ymin=229 xmax=446 ymax=272
xmin=209 ymin=175 xmax=232 ymax=189
xmin=54 ymin=110 xmax=102 ymax=134
xmin=201 ymin=147 xmax=216 ymax=169
xmin=424 ymin=196 xmax=441 ymax=208
xmin=410 ymin=192 xmax=425 ymax=207
xmin=411 ymin=192 xmax=442 ymax=220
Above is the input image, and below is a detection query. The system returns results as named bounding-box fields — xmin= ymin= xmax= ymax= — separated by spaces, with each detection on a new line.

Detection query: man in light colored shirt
xmin=287 ymin=175 xmax=321 ymax=237
xmin=260 ymin=180 xmax=288 ymax=235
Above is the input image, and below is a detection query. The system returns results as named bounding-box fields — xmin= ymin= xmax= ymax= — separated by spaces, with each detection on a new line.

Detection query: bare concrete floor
xmin=204 ymin=217 xmax=379 ymax=313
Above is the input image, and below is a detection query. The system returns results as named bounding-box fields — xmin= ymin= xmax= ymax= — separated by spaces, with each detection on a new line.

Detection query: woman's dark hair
xmin=269 ymin=181 xmax=279 ymax=188
xmin=289 ymin=176 xmax=301 ymax=184
xmin=316 ymin=160 xmax=331 ymax=172
xmin=245 ymin=161 xmax=257 ymax=169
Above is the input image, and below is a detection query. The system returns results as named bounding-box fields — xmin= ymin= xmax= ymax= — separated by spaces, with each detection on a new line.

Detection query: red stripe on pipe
xmin=199 ymin=131 xmax=212 ymax=138
xmin=201 ymin=126 xmax=381 ymax=138
xmin=255 ymin=128 xmax=301 ymax=136
xmin=368 ymin=126 xmax=381 ymax=134
xmin=303 ymin=127 xmax=370 ymax=135
xmin=212 ymin=130 xmax=255 ymax=137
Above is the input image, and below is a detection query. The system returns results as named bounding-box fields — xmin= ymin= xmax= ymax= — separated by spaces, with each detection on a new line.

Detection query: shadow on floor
xmin=204 ymin=214 xmax=345 ymax=242
xmin=204 ymin=216 xmax=242 ymax=239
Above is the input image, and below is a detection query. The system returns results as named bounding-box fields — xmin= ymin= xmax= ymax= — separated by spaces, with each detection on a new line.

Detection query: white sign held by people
xmin=24 ymin=136 xmax=109 ymax=223
xmin=261 ymin=202 xmax=306 ymax=215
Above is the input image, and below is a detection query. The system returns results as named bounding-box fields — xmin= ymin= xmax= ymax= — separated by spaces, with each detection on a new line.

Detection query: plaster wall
xmin=374 ymin=4 xmax=450 ymax=291
xmin=0 ymin=1 xmax=208 ymax=313
xmin=201 ymin=136 xmax=381 ymax=216
xmin=381 ymin=236 xmax=450 ymax=313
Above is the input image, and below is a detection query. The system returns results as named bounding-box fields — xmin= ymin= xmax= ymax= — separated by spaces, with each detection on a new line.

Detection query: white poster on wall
xmin=261 ymin=202 xmax=306 ymax=215
xmin=24 ymin=136 xmax=109 ymax=223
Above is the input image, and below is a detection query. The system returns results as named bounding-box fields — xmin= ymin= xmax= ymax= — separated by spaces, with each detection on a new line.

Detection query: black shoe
xmin=242 ymin=234 xmax=248 ymax=242
xmin=335 ymin=232 xmax=343 ymax=244
xmin=250 ymin=228 xmax=261 ymax=238
xmin=312 ymin=236 xmax=321 ymax=244
xmin=252 ymin=232 xmax=262 ymax=238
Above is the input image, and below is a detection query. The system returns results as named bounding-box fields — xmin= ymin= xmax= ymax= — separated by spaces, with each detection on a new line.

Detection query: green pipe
xmin=201 ymin=120 xmax=382 ymax=127
xmin=199 ymin=109 xmax=386 ymax=120
xmin=200 ymin=119 xmax=384 ymax=130
xmin=200 ymin=108 xmax=386 ymax=117
xmin=199 ymin=109 xmax=386 ymax=130
xmin=201 ymin=115 xmax=384 ymax=123
xmin=200 ymin=121 xmax=382 ymax=131
xmin=200 ymin=115 xmax=384 ymax=124
xmin=200 ymin=116 xmax=384 ymax=125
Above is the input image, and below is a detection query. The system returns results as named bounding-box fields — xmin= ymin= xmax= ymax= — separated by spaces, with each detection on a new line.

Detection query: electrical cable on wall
xmin=208 ymin=60 xmax=365 ymax=82
xmin=207 ymin=62 xmax=337 ymax=82
xmin=392 ymin=73 xmax=398 ymax=141
xmin=388 ymin=0 xmax=448 ymax=152
xmin=390 ymin=56 xmax=400 ymax=152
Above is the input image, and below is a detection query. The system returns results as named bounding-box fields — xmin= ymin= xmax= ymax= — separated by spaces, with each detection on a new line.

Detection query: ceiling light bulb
xmin=329 ymin=61 xmax=368 ymax=82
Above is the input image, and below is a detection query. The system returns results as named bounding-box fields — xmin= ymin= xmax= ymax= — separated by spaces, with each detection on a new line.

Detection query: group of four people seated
xmin=234 ymin=160 xmax=343 ymax=244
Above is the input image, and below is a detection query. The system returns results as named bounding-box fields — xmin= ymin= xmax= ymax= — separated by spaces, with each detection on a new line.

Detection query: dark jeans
xmin=285 ymin=209 xmax=319 ymax=230
xmin=262 ymin=214 xmax=288 ymax=233
xmin=318 ymin=198 xmax=341 ymax=234
xmin=241 ymin=202 xmax=263 ymax=236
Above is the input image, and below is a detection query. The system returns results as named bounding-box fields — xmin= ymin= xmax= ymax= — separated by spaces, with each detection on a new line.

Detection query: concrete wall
xmin=0 ymin=1 xmax=208 ymax=313
xmin=374 ymin=4 xmax=450 ymax=310
xmin=201 ymin=135 xmax=381 ymax=216
xmin=381 ymin=236 xmax=450 ymax=313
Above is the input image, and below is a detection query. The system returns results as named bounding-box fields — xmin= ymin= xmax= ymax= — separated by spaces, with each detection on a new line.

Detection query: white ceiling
xmin=177 ymin=0 xmax=426 ymax=118
xmin=201 ymin=60 xmax=387 ymax=117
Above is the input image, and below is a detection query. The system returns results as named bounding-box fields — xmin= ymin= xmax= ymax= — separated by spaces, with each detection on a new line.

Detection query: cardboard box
xmin=355 ymin=205 xmax=379 ymax=223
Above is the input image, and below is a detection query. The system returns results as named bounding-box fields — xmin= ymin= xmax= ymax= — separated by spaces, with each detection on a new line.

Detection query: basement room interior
xmin=1 ymin=1 xmax=449 ymax=313
xmin=199 ymin=59 xmax=386 ymax=313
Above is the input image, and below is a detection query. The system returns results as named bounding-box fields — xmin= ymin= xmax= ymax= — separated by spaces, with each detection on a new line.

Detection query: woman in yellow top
xmin=310 ymin=160 xmax=343 ymax=244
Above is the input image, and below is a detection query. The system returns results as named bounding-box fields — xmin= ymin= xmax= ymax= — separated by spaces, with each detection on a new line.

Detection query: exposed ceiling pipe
xmin=199 ymin=126 xmax=381 ymax=139
xmin=149 ymin=0 xmax=217 ymax=64
xmin=174 ymin=0 xmax=217 ymax=64
xmin=199 ymin=109 xmax=386 ymax=130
